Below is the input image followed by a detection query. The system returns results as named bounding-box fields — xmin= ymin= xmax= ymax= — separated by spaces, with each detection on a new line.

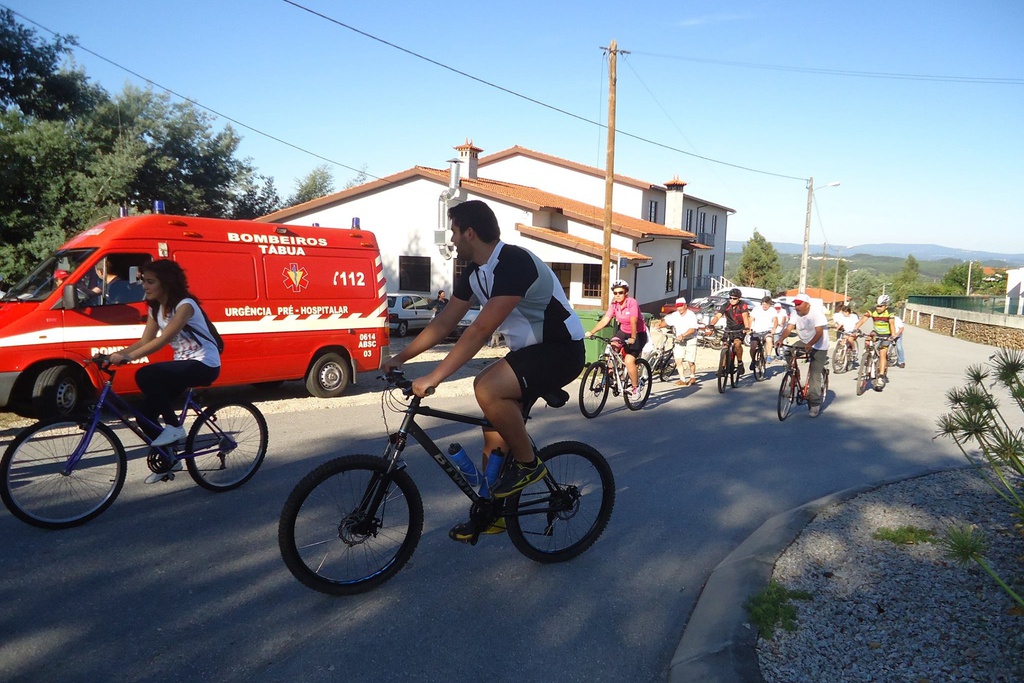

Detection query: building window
xmin=550 ymin=262 xmax=571 ymax=298
xmin=685 ymin=209 xmax=693 ymax=230
xmin=698 ymin=212 xmax=706 ymax=231
xmin=647 ymin=200 xmax=658 ymax=222
xmin=697 ymin=255 xmax=704 ymax=277
xmin=709 ymin=255 xmax=715 ymax=274
xmin=681 ymin=252 xmax=689 ymax=277
xmin=665 ymin=260 xmax=676 ymax=293
xmin=399 ymin=255 xmax=431 ymax=292
xmin=711 ymin=214 xmax=718 ymax=233
xmin=583 ymin=264 xmax=602 ymax=298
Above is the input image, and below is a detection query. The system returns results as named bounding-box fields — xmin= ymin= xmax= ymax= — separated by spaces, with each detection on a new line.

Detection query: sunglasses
xmin=612 ymin=290 xmax=626 ymax=295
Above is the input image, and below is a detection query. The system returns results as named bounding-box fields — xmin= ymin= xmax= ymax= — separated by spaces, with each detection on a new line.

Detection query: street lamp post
xmin=798 ymin=177 xmax=840 ymax=294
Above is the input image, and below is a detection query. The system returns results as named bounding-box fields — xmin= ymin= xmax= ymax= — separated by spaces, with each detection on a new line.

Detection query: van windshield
xmin=1 ymin=249 xmax=95 ymax=303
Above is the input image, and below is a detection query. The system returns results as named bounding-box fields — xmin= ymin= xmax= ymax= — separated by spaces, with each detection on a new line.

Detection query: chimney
xmin=454 ymin=139 xmax=482 ymax=180
xmin=664 ymin=176 xmax=687 ymax=230
xmin=448 ymin=158 xmax=461 ymax=190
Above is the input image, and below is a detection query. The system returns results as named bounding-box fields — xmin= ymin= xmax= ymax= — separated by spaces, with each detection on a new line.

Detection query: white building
xmin=260 ymin=141 xmax=733 ymax=312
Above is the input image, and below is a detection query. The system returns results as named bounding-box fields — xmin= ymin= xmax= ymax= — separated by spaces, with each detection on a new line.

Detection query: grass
xmin=744 ymin=580 xmax=813 ymax=640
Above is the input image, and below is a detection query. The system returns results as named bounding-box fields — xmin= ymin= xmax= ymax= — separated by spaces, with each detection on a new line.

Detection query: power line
xmin=281 ymin=0 xmax=806 ymax=182
xmin=629 ymin=51 xmax=1024 ymax=86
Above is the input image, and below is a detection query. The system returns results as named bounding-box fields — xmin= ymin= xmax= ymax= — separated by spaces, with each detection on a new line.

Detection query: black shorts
xmin=614 ymin=326 xmax=648 ymax=357
xmin=504 ymin=340 xmax=586 ymax=403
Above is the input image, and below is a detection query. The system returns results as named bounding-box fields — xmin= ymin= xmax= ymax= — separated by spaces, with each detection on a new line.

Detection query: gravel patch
xmin=758 ymin=467 xmax=1024 ymax=683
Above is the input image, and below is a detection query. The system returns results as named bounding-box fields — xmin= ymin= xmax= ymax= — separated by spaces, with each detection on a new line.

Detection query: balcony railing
xmin=696 ymin=232 xmax=715 ymax=247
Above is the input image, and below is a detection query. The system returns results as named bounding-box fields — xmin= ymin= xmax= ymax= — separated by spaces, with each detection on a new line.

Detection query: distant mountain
xmin=726 ymin=241 xmax=1024 ymax=266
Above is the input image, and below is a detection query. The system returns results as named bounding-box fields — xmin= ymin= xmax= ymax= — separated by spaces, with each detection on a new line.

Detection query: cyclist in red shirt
xmin=707 ymin=288 xmax=752 ymax=376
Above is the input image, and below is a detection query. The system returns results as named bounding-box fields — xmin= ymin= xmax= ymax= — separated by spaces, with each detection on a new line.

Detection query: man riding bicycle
xmin=707 ymin=288 xmax=752 ymax=376
xmin=381 ymin=200 xmax=585 ymax=540
xmin=749 ymin=296 xmax=778 ymax=363
xmin=856 ymin=294 xmax=896 ymax=389
xmin=779 ymin=295 xmax=829 ymax=418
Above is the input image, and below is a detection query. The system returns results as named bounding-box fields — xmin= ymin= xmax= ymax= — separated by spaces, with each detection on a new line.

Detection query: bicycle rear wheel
xmin=578 ymin=361 xmax=610 ymax=419
xmin=279 ymin=454 xmax=423 ymax=595
xmin=624 ymin=359 xmax=652 ymax=410
xmin=777 ymin=372 xmax=796 ymax=421
xmin=1 ymin=420 xmax=126 ymax=529
xmin=185 ymin=401 xmax=268 ymax=492
xmin=506 ymin=441 xmax=615 ymax=563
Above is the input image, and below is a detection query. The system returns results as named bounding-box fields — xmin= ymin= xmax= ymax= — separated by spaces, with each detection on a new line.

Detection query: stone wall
xmin=904 ymin=305 xmax=1024 ymax=350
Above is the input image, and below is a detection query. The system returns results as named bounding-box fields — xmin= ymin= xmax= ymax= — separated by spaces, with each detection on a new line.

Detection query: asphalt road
xmin=0 ymin=325 xmax=995 ymax=682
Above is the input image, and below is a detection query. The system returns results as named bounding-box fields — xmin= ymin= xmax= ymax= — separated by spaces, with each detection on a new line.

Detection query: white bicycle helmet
xmin=611 ymin=279 xmax=629 ymax=291
xmin=876 ymin=294 xmax=890 ymax=306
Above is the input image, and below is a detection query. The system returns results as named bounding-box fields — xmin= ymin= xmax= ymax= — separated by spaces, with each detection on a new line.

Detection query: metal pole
xmin=798 ymin=177 xmax=813 ymax=294
xmin=601 ymin=41 xmax=618 ymax=311
xmin=965 ymin=260 xmax=972 ymax=296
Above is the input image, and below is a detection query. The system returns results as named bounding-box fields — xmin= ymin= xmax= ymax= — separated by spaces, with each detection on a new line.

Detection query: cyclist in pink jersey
xmin=586 ymin=280 xmax=649 ymax=402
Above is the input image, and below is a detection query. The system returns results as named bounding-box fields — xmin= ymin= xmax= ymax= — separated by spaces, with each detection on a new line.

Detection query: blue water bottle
xmin=447 ymin=443 xmax=481 ymax=487
xmin=479 ymin=448 xmax=506 ymax=498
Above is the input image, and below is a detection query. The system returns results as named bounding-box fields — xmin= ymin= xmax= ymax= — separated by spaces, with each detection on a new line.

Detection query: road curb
xmin=666 ymin=464 xmax=963 ymax=683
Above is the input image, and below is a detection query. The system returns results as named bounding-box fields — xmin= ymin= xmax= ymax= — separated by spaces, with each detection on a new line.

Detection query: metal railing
xmin=907 ymin=295 xmax=1013 ymax=315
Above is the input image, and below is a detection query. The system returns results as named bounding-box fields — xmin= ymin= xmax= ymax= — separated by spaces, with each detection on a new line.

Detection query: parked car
xmin=445 ymin=303 xmax=481 ymax=340
xmin=387 ymin=293 xmax=433 ymax=336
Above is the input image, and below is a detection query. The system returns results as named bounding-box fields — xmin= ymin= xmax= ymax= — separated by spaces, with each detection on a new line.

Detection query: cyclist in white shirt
xmin=779 ymin=295 xmax=829 ymax=418
xmin=749 ymin=296 xmax=779 ymax=362
xmin=832 ymin=305 xmax=860 ymax=358
xmin=662 ymin=297 xmax=699 ymax=386
xmin=772 ymin=303 xmax=789 ymax=359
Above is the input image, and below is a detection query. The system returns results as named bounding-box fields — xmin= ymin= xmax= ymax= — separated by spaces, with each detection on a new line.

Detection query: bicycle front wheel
xmin=832 ymin=343 xmax=848 ymax=374
xmin=578 ymin=361 xmax=610 ymax=419
xmin=753 ymin=345 xmax=766 ymax=381
xmin=717 ymin=347 xmax=729 ymax=393
xmin=856 ymin=351 xmax=870 ymax=396
xmin=1 ymin=420 xmax=126 ymax=529
xmin=279 ymin=454 xmax=423 ymax=595
xmin=185 ymin=402 xmax=268 ymax=492
xmin=506 ymin=441 xmax=615 ymax=563
xmin=624 ymin=359 xmax=652 ymax=410
xmin=777 ymin=372 xmax=796 ymax=421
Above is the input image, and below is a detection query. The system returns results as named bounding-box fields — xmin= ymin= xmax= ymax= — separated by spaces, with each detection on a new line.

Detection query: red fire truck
xmin=0 ymin=214 xmax=388 ymax=418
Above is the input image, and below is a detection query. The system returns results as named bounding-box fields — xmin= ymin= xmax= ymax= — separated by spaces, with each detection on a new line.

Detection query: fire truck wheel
xmin=31 ymin=365 xmax=88 ymax=418
xmin=305 ymin=353 xmax=351 ymax=398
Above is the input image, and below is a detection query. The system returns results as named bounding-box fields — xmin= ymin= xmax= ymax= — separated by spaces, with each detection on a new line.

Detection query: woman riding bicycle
xmin=108 ymin=260 xmax=221 ymax=464
xmin=586 ymin=280 xmax=649 ymax=402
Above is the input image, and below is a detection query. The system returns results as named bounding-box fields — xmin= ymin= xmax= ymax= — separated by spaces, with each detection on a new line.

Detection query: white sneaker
xmin=151 ymin=425 xmax=187 ymax=447
xmin=630 ymin=388 xmax=642 ymax=402
xmin=144 ymin=459 xmax=183 ymax=484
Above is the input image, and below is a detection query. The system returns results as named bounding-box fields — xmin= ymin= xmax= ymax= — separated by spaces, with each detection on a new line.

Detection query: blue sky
xmin=5 ymin=1 xmax=1023 ymax=253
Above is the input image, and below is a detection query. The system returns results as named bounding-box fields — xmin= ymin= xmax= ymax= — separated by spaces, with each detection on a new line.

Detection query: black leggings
xmin=135 ymin=360 xmax=220 ymax=438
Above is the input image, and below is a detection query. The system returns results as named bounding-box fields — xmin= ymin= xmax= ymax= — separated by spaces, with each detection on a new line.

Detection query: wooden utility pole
xmin=600 ymin=41 xmax=622 ymax=310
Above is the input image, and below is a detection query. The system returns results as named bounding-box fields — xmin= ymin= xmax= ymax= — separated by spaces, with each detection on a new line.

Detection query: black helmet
xmin=729 ymin=288 xmax=742 ymax=298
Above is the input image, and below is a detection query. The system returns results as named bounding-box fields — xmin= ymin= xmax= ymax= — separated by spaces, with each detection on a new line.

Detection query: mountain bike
xmin=647 ymin=333 xmax=677 ymax=382
xmin=748 ymin=331 xmax=768 ymax=381
xmin=578 ymin=335 xmax=652 ymax=418
xmin=1 ymin=355 xmax=268 ymax=529
xmin=777 ymin=345 xmax=830 ymax=421
xmin=856 ymin=334 xmax=887 ymax=395
xmin=278 ymin=370 xmax=615 ymax=595
xmin=711 ymin=328 xmax=746 ymax=393
xmin=831 ymin=331 xmax=859 ymax=374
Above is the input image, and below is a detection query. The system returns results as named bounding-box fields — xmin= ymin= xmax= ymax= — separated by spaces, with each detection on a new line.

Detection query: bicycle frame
xmin=377 ymin=387 xmax=554 ymax=519
xmin=594 ymin=337 xmax=630 ymax=397
xmin=65 ymin=364 xmax=235 ymax=474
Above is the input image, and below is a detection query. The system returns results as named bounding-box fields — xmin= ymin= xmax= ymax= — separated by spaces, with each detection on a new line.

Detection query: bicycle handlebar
xmin=380 ymin=369 xmax=434 ymax=397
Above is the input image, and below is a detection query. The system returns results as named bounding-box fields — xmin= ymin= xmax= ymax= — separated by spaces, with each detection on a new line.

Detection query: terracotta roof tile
xmin=515 ymin=224 xmax=650 ymax=261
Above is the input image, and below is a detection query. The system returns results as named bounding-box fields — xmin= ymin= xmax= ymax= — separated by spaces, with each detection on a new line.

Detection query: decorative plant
xmin=936 ymin=347 xmax=1024 ymax=607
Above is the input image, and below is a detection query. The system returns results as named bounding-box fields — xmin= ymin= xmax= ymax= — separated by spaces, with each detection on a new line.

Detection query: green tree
xmin=287 ymin=164 xmax=335 ymax=207
xmin=343 ymin=164 xmax=369 ymax=190
xmin=846 ymin=269 xmax=882 ymax=312
xmin=737 ymin=230 xmax=782 ymax=292
xmin=892 ymin=254 xmax=921 ymax=303
xmin=942 ymin=262 xmax=983 ymax=295
xmin=231 ymin=173 xmax=281 ymax=219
